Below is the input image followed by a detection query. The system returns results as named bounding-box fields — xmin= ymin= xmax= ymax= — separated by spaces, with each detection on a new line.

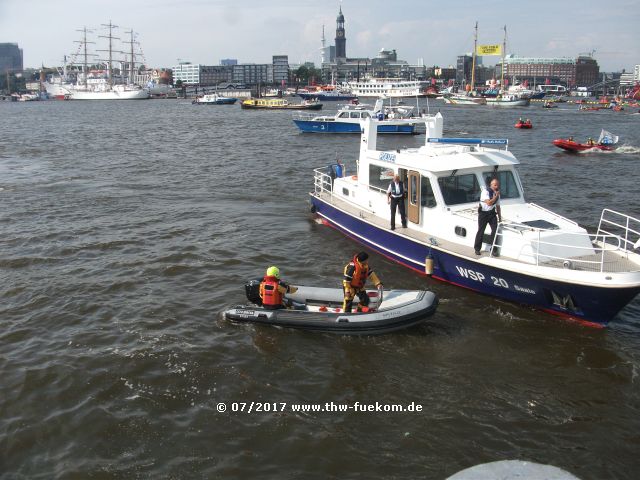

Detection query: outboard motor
xmin=244 ymin=278 xmax=263 ymax=305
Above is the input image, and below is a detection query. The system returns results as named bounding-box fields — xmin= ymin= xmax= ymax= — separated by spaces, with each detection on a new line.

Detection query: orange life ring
xmin=351 ymin=175 xmax=358 ymax=180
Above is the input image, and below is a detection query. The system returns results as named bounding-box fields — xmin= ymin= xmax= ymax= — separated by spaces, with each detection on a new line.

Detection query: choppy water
xmin=1 ymin=98 xmax=639 ymax=479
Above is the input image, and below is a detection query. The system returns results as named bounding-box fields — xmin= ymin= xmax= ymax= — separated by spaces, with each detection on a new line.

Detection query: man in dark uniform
xmin=386 ymin=174 xmax=407 ymax=230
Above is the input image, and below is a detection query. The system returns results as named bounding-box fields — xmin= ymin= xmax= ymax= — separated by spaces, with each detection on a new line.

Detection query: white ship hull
xmin=69 ymin=88 xmax=150 ymax=100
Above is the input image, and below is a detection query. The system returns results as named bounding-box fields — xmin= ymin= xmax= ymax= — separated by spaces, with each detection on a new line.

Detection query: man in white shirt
xmin=474 ymin=177 xmax=502 ymax=256
xmin=386 ymin=174 xmax=407 ymax=230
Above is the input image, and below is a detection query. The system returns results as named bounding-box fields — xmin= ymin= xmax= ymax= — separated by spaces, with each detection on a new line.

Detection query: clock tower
xmin=335 ymin=6 xmax=346 ymax=59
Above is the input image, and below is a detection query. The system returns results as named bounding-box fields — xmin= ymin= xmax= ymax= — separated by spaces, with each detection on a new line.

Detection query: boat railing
xmin=596 ymin=208 xmax=640 ymax=254
xmin=313 ymin=167 xmax=334 ymax=196
xmin=427 ymin=137 xmax=510 ymax=151
xmin=293 ymin=112 xmax=326 ymax=121
xmin=492 ymin=221 xmax=638 ymax=273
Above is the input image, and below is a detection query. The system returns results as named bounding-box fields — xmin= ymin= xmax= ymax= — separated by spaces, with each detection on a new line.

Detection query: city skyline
xmin=1 ymin=0 xmax=638 ymax=72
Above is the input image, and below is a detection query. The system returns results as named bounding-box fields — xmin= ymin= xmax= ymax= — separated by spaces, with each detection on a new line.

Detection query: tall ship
xmin=344 ymin=78 xmax=426 ymax=98
xmin=44 ymin=24 xmax=150 ymax=100
xmin=309 ymin=115 xmax=640 ymax=327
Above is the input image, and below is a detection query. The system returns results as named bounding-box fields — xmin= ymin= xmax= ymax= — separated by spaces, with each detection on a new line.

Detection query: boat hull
xmin=224 ymin=286 xmax=438 ymax=334
xmin=241 ymin=103 xmax=323 ymax=110
xmin=194 ymin=98 xmax=237 ymax=105
xmin=298 ymin=92 xmax=357 ymax=101
xmin=552 ymin=139 xmax=614 ymax=152
xmin=294 ymin=119 xmax=415 ymax=134
xmin=310 ymin=194 xmax=639 ymax=326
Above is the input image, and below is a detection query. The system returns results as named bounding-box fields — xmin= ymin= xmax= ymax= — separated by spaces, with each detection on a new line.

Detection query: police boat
xmin=309 ymin=115 xmax=640 ymax=327
xmin=222 ymin=280 xmax=438 ymax=335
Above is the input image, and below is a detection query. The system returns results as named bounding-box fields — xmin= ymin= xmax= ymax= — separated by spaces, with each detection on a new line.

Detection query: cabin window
xmin=481 ymin=170 xmax=520 ymax=199
xmin=369 ymin=164 xmax=394 ymax=192
xmin=361 ymin=112 xmax=370 ymax=118
xmin=350 ymin=112 xmax=360 ymax=118
xmin=410 ymin=176 xmax=418 ymax=205
xmin=438 ymin=174 xmax=480 ymax=205
xmin=338 ymin=112 xmax=349 ymax=118
xmin=421 ymin=177 xmax=437 ymax=208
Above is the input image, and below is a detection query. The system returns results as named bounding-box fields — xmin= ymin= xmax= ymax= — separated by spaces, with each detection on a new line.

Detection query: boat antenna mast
xmin=97 ymin=21 xmax=121 ymax=87
xmin=500 ymin=25 xmax=507 ymax=93
xmin=74 ymin=27 xmax=95 ymax=89
xmin=470 ymin=21 xmax=478 ymax=93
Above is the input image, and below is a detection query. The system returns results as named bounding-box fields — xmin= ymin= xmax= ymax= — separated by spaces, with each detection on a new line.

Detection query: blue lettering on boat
xmin=379 ymin=152 xmax=397 ymax=163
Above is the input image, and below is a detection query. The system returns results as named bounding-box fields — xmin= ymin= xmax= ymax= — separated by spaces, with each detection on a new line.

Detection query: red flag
xmin=545 ymin=78 xmax=551 ymax=85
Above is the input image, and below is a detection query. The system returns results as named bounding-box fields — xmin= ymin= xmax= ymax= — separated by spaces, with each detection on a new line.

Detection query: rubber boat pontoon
xmin=223 ymin=280 xmax=438 ymax=335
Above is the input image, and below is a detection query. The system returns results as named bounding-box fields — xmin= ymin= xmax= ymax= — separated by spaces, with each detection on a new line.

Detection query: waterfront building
xmin=320 ymin=7 xmax=426 ymax=83
xmin=495 ymin=54 xmax=600 ymax=88
xmin=171 ymin=63 xmax=234 ymax=86
xmin=232 ymin=63 xmax=273 ymax=85
xmin=272 ymin=55 xmax=289 ymax=86
xmin=0 ymin=42 xmax=23 ymax=73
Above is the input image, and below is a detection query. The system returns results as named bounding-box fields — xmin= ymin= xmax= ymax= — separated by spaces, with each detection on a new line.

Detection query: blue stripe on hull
xmin=310 ymin=196 xmax=640 ymax=326
xmin=294 ymin=120 xmax=415 ymax=134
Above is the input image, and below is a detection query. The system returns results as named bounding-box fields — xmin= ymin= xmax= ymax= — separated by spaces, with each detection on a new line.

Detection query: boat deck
xmin=314 ymin=191 xmax=639 ymax=274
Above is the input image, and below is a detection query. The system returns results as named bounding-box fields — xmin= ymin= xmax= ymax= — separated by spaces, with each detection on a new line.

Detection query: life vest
xmin=260 ymin=275 xmax=283 ymax=307
xmin=349 ymin=256 xmax=369 ymax=288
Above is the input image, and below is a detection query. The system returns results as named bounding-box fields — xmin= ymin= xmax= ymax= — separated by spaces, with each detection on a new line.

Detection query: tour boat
xmin=442 ymin=94 xmax=487 ymax=106
xmin=309 ymin=116 xmax=640 ymax=326
xmin=223 ymin=281 xmax=438 ymax=335
xmin=240 ymin=98 xmax=323 ymax=110
xmin=293 ymin=98 xmax=418 ymax=134
xmin=297 ymin=88 xmax=357 ymax=102
xmin=192 ymin=93 xmax=237 ymax=105
xmin=344 ymin=78 xmax=426 ymax=98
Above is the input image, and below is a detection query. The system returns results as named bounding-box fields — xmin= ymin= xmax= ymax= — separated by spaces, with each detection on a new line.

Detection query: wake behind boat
xmin=309 ymin=116 xmax=640 ymax=326
xmin=223 ymin=281 xmax=438 ymax=334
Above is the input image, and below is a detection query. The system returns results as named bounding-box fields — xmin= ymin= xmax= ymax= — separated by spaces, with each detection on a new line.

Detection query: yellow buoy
xmin=425 ymin=255 xmax=434 ymax=275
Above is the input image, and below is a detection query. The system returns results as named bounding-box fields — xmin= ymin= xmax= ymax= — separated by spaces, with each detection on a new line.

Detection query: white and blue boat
xmin=293 ymin=99 xmax=418 ymax=135
xmin=192 ymin=93 xmax=237 ymax=105
xmin=297 ymin=89 xmax=357 ymax=102
xmin=309 ymin=115 xmax=640 ymax=326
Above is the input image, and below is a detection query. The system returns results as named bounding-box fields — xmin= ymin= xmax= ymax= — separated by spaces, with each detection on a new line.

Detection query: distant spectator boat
xmin=192 ymin=93 xmax=237 ymax=105
xmin=293 ymin=98 xmax=418 ymax=134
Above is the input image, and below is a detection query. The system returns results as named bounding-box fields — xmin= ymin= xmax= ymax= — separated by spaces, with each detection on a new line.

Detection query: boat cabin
xmin=319 ymin=115 xmax=600 ymax=266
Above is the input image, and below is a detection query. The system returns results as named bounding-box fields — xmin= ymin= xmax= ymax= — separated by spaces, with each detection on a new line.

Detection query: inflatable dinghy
xmin=223 ymin=280 xmax=438 ymax=335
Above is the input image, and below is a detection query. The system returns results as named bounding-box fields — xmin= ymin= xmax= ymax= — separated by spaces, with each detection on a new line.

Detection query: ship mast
xmin=74 ymin=27 xmax=94 ymax=89
xmin=470 ymin=21 xmax=478 ymax=91
xmin=98 ymin=21 xmax=120 ymax=87
xmin=124 ymin=29 xmax=138 ymax=84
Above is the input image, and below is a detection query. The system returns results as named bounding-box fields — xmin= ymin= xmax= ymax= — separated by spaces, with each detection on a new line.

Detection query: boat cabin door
xmin=407 ymin=170 xmax=420 ymax=224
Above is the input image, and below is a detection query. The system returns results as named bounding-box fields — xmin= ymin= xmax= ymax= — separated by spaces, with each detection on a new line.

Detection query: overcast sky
xmin=1 ymin=0 xmax=638 ymax=72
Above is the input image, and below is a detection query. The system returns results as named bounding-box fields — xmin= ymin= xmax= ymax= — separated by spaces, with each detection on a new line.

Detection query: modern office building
xmin=171 ymin=63 xmax=233 ymax=86
xmin=232 ymin=63 xmax=273 ymax=85
xmin=0 ymin=43 xmax=23 ymax=73
xmin=272 ymin=55 xmax=289 ymax=86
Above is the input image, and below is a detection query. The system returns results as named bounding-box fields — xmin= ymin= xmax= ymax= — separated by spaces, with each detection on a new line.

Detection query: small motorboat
xmin=222 ymin=280 xmax=438 ymax=335
xmin=553 ymin=129 xmax=619 ymax=153
xmin=192 ymin=93 xmax=237 ymax=105
xmin=514 ymin=119 xmax=532 ymax=129
xmin=542 ymin=101 xmax=557 ymax=108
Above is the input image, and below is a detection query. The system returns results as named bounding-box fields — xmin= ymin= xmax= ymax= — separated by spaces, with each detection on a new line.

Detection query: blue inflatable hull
xmin=310 ymin=195 xmax=640 ymax=326
xmin=294 ymin=119 xmax=415 ymax=134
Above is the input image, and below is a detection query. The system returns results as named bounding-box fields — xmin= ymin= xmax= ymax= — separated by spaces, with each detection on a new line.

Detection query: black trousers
xmin=343 ymin=287 xmax=370 ymax=313
xmin=390 ymin=196 xmax=406 ymax=228
xmin=474 ymin=209 xmax=498 ymax=252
